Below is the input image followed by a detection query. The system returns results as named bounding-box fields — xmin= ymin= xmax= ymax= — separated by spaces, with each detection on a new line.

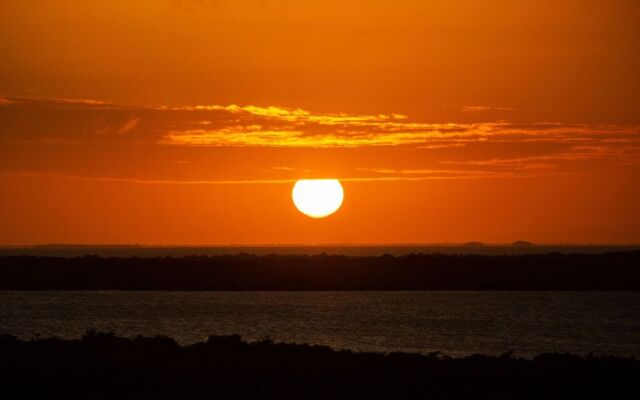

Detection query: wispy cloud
xmin=460 ymin=105 xmax=516 ymax=112
xmin=1 ymin=96 xmax=639 ymax=181
xmin=3 ymin=97 xmax=639 ymax=149
xmin=354 ymin=167 xmax=557 ymax=180
xmin=1 ymin=171 xmax=296 ymax=185
xmin=174 ymin=104 xmax=409 ymax=125
xmin=162 ymin=120 xmax=640 ymax=148
xmin=2 ymin=169 xmax=540 ymax=185
xmin=160 ymin=104 xmax=640 ymax=148
xmin=440 ymin=145 xmax=640 ymax=170
xmin=116 ymin=118 xmax=140 ymax=134
xmin=3 ymin=96 xmax=120 ymax=108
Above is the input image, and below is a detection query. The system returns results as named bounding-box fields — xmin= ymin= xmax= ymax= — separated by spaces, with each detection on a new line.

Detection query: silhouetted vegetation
xmin=0 ymin=331 xmax=637 ymax=399
xmin=0 ymin=251 xmax=639 ymax=290
xmin=464 ymin=241 xmax=485 ymax=246
xmin=2 ymin=244 xmax=637 ymax=257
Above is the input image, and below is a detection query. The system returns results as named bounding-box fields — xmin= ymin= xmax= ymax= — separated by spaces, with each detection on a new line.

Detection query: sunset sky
xmin=1 ymin=0 xmax=639 ymax=245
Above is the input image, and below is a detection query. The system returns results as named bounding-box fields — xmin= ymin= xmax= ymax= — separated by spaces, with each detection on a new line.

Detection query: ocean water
xmin=1 ymin=291 xmax=638 ymax=358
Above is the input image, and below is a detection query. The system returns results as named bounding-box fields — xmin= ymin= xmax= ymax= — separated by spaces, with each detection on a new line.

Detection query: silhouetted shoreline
xmin=2 ymin=244 xmax=639 ymax=257
xmin=0 ymin=331 xmax=637 ymax=399
xmin=1 ymin=251 xmax=639 ymax=290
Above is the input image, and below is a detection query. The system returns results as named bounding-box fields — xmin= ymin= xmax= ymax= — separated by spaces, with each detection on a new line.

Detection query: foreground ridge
xmin=1 ymin=331 xmax=638 ymax=399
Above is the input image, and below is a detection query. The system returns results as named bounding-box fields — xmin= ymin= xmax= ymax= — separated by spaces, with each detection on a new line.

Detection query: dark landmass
xmin=512 ymin=240 xmax=533 ymax=246
xmin=3 ymin=244 xmax=639 ymax=257
xmin=0 ymin=331 xmax=637 ymax=399
xmin=1 ymin=251 xmax=639 ymax=290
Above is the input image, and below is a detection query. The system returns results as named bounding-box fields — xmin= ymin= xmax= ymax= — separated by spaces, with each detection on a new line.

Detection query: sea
xmin=1 ymin=245 xmax=639 ymax=358
xmin=1 ymin=291 xmax=638 ymax=358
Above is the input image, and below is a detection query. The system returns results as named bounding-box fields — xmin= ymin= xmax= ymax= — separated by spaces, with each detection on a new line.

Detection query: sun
xmin=292 ymin=179 xmax=344 ymax=218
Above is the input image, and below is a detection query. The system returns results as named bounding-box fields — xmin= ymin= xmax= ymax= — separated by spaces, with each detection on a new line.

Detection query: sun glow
xmin=292 ymin=179 xmax=344 ymax=218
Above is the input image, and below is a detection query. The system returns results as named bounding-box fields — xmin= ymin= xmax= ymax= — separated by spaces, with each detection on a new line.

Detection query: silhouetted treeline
xmin=0 ymin=251 xmax=639 ymax=290
xmin=0 ymin=331 xmax=637 ymax=399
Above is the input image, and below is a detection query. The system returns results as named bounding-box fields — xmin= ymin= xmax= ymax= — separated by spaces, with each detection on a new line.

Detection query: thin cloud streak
xmin=440 ymin=145 xmax=640 ymax=168
xmin=4 ymin=97 xmax=640 ymax=149
xmin=1 ymin=171 xmax=297 ymax=185
xmin=116 ymin=118 xmax=140 ymax=134
xmin=460 ymin=105 xmax=516 ymax=112
xmin=2 ymin=97 xmax=639 ymax=179
xmin=2 ymin=170 xmax=544 ymax=185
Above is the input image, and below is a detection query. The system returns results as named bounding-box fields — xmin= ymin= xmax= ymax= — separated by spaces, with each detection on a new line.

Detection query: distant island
xmin=0 ymin=331 xmax=637 ymax=399
xmin=512 ymin=240 xmax=533 ymax=246
xmin=463 ymin=241 xmax=485 ymax=246
xmin=2 ymin=244 xmax=638 ymax=258
xmin=1 ymin=251 xmax=639 ymax=290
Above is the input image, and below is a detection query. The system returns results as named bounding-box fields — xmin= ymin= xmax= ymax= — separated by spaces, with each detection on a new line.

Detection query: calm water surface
xmin=1 ymin=291 xmax=638 ymax=357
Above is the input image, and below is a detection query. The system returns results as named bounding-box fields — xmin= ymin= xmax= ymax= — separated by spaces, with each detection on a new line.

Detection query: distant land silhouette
xmin=512 ymin=240 xmax=533 ymax=246
xmin=1 ymin=251 xmax=639 ymax=290
xmin=0 ymin=331 xmax=637 ymax=399
xmin=2 ymin=244 xmax=639 ymax=258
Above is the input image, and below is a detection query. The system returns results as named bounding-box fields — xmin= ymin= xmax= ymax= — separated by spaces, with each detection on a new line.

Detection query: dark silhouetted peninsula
xmin=0 ymin=331 xmax=637 ymax=399
xmin=1 ymin=251 xmax=639 ymax=290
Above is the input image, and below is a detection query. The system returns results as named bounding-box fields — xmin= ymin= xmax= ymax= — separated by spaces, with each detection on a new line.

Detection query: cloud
xmin=163 ymin=129 xmax=307 ymax=147
xmin=354 ymin=167 xmax=556 ymax=180
xmin=2 ymin=169 xmax=541 ymax=185
xmin=174 ymin=104 xmax=409 ymax=126
xmin=3 ymin=96 xmax=118 ymax=108
xmin=161 ymin=120 xmax=640 ymax=148
xmin=1 ymin=170 xmax=295 ymax=185
xmin=3 ymin=96 xmax=639 ymax=150
xmin=158 ymin=105 xmax=640 ymax=148
xmin=460 ymin=105 xmax=516 ymax=112
xmin=416 ymin=143 xmax=467 ymax=150
xmin=117 ymin=118 xmax=140 ymax=134
xmin=1 ymin=96 xmax=639 ymax=181
xmin=440 ymin=144 xmax=640 ymax=170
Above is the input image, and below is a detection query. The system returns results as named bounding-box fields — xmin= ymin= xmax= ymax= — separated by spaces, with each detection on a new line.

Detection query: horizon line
xmin=2 ymin=243 xmax=640 ymax=248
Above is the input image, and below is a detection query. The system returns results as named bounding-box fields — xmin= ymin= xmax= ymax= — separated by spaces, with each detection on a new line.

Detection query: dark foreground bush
xmin=0 ymin=331 xmax=638 ymax=399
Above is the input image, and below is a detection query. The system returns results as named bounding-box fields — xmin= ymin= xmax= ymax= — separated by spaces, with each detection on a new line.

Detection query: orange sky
xmin=1 ymin=0 xmax=640 ymax=245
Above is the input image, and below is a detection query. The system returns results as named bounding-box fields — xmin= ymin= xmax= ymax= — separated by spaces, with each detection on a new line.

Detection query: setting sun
xmin=1 ymin=2 xmax=640 ymax=398
xmin=292 ymin=179 xmax=344 ymax=218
